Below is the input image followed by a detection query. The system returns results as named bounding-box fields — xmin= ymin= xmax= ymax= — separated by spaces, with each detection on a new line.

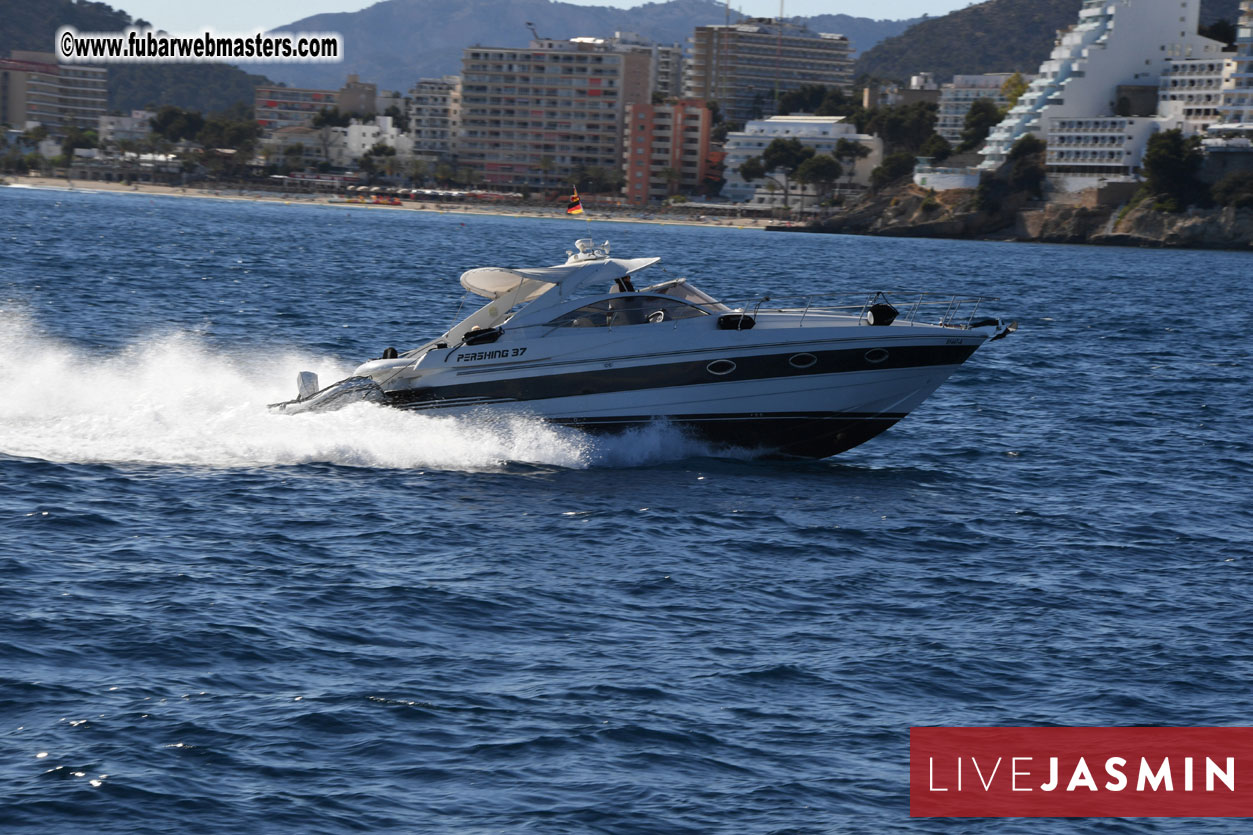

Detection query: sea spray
xmin=0 ymin=312 xmax=712 ymax=470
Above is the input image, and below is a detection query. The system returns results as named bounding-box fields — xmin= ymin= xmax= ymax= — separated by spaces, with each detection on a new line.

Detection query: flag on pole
xmin=566 ymin=187 xmax=584 ymax=215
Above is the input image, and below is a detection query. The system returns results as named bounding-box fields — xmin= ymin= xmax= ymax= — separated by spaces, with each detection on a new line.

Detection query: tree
xmin=738 ymin=137 xmax=816 ymax=208
xmin=794 ymin=154 xmax=843 ymax=207
xmin=1007 ymin=134 xmax=1047 ymax=198
xmin=777 ymin=84 xmax=828 ymax=115
xmin=919 ymin=133 xmax=952 ymax=163
xmin=150 ymin=106 xmax=205 ymax=142
xmin=861 ymin=101 xmax=937 ymax=155
xmin=61 ymin=127 xmax=98 ymax=160
xmin=958 ymin=98 xmax=1001 ymax=152
xmin=833 ymin=137 xmax=872 ymax=186
xmin=312 ymin=107 xmax=351 ymax=128
xmin=869 ymin=152 xmax=917 ymax=190
xmin=1000 ymin=72 xmax=1029 ymax=111
xmin=409 ymin=159 xmax=429 ymax=186
xmin=1211 ymin=171 xmax=1253 ymax=209
xmin=777 ymin=84 xmax=858 ymax=119
xmin=383 ymin=104 xmax=410 ymax=132
xmin=1142 ymin=129 xmax=1204 ymax=211
xmin=196 ymin=115 xmax=259 ymax=151
xmin=712 ymin=120 xmax=742 ymax=143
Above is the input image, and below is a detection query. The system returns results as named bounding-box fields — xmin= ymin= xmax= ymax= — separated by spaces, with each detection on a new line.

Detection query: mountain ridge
xmin=250 ymin=0 xmax=919 ymax=91
xmin=855 ymin=0 xmax=1241 ymax=84
xmin=0 ymin=0 xmax=272 ymax=114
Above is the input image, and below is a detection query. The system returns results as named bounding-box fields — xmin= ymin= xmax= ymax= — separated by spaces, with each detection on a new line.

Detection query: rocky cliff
xmin=806 ymin=184 xmax=1024 ymax=239
xmin=794 ymin=185 xmax=1253 ymax=250
xmin=1092 ymin=203 xmax=1253 ymax=249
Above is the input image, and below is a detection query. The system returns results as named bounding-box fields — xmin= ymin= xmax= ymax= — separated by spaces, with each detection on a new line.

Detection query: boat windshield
xmin=638 ymin=278 xmax=729 ymax=312
xmin=544 ymin=294 xmax=710 ymax=328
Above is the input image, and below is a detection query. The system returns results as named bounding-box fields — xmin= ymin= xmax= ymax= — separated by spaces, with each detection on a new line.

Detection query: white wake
xmin=0 ymin=313 xmax=709 ymax=470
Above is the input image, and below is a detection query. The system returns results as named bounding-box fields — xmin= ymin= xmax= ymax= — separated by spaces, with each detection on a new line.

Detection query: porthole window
xmin=864 ymin=348 xmax=890 ymax=364
xmin=788 ymin=352 xmax=817 ymax=369
xmin=706 ymin=359 xmax=737 ymax=376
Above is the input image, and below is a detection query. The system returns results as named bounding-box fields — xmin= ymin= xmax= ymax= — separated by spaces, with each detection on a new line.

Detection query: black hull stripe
xmin=453 ymin=331 xmax=957 ymax=376
xmin=386 ymin=344 xmax=977 ymax=408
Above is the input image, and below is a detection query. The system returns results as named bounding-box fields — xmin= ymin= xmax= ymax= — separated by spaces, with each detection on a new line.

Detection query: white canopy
xmin=459 ymin=257 xmax=660 ymax=304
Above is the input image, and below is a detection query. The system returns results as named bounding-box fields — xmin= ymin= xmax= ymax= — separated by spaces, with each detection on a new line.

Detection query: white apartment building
xmin=408 ymin=76 xmax=461 ymax=161
xmin=1044 ymin=116 xmax=1160 ymax=190
xmin=979 ymin=0 xmax=1227 ymax=189
xmin=338 ymin=115 xmax=413 ymax=166
xmin=273 ymin=115 xmax=413 ymax=169
xmin=1214 ymin=0 xmax=1253 ymax=130
xmin=937 ymin=74 xmax=1022 ymax=143
xmin=260 ymin=126 xmax=334 ymax=167
xmin=98 ymin=110 xmax=155 ymax=144
xmin=1158 ymin=56 xmax=1232 ymax=133
xmin=721 ymin=115 xmax=882 ymax=206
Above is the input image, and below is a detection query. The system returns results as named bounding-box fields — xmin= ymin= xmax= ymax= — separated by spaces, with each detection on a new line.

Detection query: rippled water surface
xmin=2 ymin=186 xmax=1251 ymax=833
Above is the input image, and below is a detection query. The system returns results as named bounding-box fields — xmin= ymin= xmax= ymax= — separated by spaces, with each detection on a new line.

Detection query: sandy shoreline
xmin=2 ymin=174 xmax=772 ymax=230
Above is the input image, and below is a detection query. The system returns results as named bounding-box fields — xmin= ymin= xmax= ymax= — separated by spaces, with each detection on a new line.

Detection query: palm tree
xmin=833 ymin=138 xmax=871 ymax=190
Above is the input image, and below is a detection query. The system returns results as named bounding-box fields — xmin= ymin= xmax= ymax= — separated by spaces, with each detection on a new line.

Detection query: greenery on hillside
xmin=772 ymin=85 xmax=953 ymax=193
xmin=1117 ymin=129 xmax=1253 ymax=215
xmin=855 ymin=0 xmax=1240 ymax=84
xmin=776 ymin=84 xmax=939 ymax=154
xmin=1141 ymin=129 xmax=1206 ymax=212
xmin=0 ymin=0 xmax=272 ymax=115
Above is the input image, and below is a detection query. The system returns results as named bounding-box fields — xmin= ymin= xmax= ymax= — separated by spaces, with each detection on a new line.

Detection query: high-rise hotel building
xmin=683 ymin=20 xmax=853 ymax=125
xmin=979 ymin=0 xmax=1227 ymax=188
xmin=0 ymin=51 xmax=106 ymax=134
xmin=458 ymin=37 xmax=654 ymax=188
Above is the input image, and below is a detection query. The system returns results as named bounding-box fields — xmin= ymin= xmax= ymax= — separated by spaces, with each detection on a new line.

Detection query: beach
xmin=2 ymin=174 xmax=773 ymax=229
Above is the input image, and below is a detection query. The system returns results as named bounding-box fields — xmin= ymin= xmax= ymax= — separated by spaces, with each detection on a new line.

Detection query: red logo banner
xmin=911 ymin=727 xmax=1253 ymax=817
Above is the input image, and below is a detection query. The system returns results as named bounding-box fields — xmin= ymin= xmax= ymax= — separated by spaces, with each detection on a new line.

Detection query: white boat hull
xmin=375 ymin=326 xmax=988 ymax=458
xmin=269 ymin=239 xmax=1013 ymax=459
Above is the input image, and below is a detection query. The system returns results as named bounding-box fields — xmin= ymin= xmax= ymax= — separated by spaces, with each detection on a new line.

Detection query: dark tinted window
xmin=544 ymin=295 xmax=708 ymax=328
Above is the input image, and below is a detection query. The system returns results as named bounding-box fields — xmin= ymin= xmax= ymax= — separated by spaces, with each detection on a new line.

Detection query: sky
xmin=114 ymin=0 xmax=974 ymax=33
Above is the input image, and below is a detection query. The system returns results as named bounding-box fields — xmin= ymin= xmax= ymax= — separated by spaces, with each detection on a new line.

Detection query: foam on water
xmin=0 ymin=312 xmax=710 ymax=471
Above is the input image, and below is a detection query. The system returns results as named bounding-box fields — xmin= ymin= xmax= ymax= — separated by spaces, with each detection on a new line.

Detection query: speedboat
xmin=272 ymin=238 xmax=1015 ymax=458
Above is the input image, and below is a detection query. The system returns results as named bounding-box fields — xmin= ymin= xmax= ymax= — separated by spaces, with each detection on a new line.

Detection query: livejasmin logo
xmin=928 ymin=753 xmax=1235 ymax=793
xmin=910 ymin=727 xmax=1253 ymax=817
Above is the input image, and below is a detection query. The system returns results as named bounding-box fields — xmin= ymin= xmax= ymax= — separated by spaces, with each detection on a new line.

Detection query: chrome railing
xmin=707 ymin=291 xmax=997 ymax=328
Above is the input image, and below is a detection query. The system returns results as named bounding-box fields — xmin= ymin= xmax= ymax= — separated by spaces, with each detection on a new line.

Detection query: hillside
xmin=855 ymin=0 xmax=1241 ymax=84
xmin=0 ymin=0 xmax=272 ymax=114
xmin=250 ymin=0 xmax=919 ymax=92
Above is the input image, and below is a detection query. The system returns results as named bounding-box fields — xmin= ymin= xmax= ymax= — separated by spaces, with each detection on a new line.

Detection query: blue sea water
xmin=1 ymin=185 xmax=1251 ymax=833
